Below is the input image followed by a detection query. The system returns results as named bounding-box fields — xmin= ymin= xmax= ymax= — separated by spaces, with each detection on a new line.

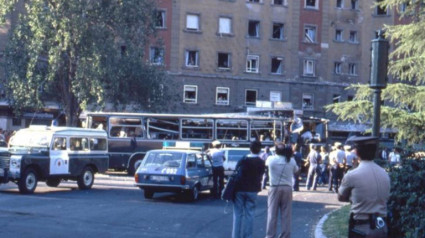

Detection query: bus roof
xmin=23 ymin=125 xmax=107 ymax=137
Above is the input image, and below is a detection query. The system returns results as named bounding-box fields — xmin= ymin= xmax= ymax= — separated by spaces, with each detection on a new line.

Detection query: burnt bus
xmin=84 ymin=112 xmax=292 ymax=175
xmin=0 ymin=126 xmax=109 ymax=194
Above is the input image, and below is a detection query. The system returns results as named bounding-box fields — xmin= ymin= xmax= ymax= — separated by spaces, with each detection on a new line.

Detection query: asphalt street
xmin=0 ymin=173 xmax=344 ymax=238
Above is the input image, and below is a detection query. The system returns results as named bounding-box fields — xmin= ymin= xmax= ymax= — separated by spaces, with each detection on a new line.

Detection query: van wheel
xmin=18 ymin=168 xmax=38 ymax=194
xmin=128 ymin=158 xmax=143 ymax=176
xmin=46 ymin=178 xmax=61 ymax=187
xmin=144 ymin=189 xmax=154 ymax=199
xmin=77 ymin=167 xmax=94 ymax=190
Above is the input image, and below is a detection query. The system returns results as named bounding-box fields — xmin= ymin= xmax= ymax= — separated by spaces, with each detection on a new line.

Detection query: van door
xmin=50 ymin=137 xmax=70 ymax=175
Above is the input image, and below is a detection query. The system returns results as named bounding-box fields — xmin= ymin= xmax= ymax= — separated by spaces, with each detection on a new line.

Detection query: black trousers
xmin=212 ymin=166 xmax=225 ymax=197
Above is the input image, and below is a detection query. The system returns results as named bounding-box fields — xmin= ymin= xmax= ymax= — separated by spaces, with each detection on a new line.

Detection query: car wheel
xmin=187 ymin=185 xmax=199 ymax=202
xmin=46 ymin=178 xmax=61 ymax=187
xmin=77 ymin=167 xmax=94 ymax=190
xmin=18 ymin=168 xmax=38 ymax=194
xmin=144 ymin=189 xmax=154 ymax=199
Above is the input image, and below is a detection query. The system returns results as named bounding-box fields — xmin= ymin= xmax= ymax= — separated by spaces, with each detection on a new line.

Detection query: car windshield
xmin=9 ymin=130 xmax=51 ymax=151
xmin=143 ymin=151 xmax=184 ymax=168
xmin=228 ymin=150 xmax=250 ymax=162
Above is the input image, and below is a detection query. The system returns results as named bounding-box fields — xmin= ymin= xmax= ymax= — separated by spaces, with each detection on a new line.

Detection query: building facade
xmin=157 ymin=0 xmax=395 ymax=119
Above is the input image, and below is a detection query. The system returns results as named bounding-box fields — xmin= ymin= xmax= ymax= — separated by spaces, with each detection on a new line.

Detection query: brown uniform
xmin=339 ymin=160 xmax=390 ymax=238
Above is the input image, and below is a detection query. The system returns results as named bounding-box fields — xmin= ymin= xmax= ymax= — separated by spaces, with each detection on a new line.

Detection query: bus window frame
xmin=215 ymin=119 xmax=249 ymax=141
xmin=181 ymin=118 xmax=214 ymax=140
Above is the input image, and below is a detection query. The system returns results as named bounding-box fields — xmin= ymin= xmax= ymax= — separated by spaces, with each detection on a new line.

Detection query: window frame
xmin=216 ymin=87 xmax=230 ymax=106
xmin=185 ymin=50 xmax=199 ymax=67
xmin=335 ymin=29 xmax=343 ymax=42
xmin=334 ymin=62 xmax=342 ymax=74
xmin=248 ymin=20 xmax=260 ymax=38
xmin=348 ymin=63 xmax=357 ymax=75
xmin=303 ymin=59 xmax=315 ymax=76
xmin=155 ymin=10 xmax=166 ymax=29
xmin=246 ymin=55 xmax=260 ymax=73
xmin=149 ymin=47 xmax=164 ymax=65
xmin=272 ymin=0 xmax=286 ymax=6
xmin=218 ymin=52 xmax=231 ymax=69
xmin=336 ymin=0 xmax=343 ymax=8
xmin=302 ymin=94 xmax=314 ymax=110
xmin=304 ymin=25 xmax=317 ymax=43
xmin=186 ymin=14 xmax=200 ymax=31
xmin=351 ymin=0 xmax=358 ymax=10
xmin=272 ymin=22 xmax=285 ymax=40
xmin=305 ymin=0 xmax=319 ymax=9
xmin=376 ymin=0 xmax=388 ymax=16
xmin=271 ymin=56 xmax=284 ymax=75
xmin=349 ymin=31 xmax=358 ymax=43
xmin=218 ymin=17 xmax=232 ymax=35
xmin=183 ymin=85 xmax=198 ymax=104
xmin=245 ymin=89 xmax=258 ymax=106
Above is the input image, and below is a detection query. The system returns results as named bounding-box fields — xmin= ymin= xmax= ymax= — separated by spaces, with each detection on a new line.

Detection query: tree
xmin=0 ymin=0 xmax=169 ymax=126
xmin=326 ymin=1 xmax=425 ymax=145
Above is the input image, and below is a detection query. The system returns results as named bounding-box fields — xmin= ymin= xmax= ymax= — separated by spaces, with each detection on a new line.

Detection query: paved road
xmin=0 ymin=173 xmax=344 ymax=238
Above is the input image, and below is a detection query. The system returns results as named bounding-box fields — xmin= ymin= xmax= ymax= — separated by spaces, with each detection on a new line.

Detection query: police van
xmin=0 ymin=126 xmax=109 ymax=194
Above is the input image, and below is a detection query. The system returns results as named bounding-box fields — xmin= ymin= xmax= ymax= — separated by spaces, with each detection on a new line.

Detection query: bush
xmin=388 ymin=157 xmax=425 ymax=238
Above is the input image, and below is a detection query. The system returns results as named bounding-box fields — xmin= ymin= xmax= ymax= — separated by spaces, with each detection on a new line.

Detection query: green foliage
xmin=387 ymin=158 xmax=425 ymax=238
xmin=0 ymin=0 xmax=168 ymax=125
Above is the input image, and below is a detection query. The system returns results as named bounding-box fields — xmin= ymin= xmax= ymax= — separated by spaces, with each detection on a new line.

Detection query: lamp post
xmin=369 ymin=30 xmax=389 ymax=137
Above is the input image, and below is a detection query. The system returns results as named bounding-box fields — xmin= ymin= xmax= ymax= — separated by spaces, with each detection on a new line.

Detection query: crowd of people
xmin=208 ymin=137 xmax=392 ymax=238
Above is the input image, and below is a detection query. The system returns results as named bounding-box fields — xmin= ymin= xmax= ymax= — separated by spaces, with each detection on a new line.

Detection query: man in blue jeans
xmin=232 ymin=141 xmax=265 ymax=238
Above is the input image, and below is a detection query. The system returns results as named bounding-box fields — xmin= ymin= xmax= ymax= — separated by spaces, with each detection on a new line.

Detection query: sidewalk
xmin=258 ymin=181 xmax=345 ymax=238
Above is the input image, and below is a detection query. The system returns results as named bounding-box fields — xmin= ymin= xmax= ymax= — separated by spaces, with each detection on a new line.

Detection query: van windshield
xmin=9 ymin=130 xmax=51 ymax=150
xmin=143 ymin=151 xmax=184 ymax=168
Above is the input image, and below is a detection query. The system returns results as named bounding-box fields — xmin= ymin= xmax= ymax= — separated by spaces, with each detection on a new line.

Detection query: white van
xmin=222 ymin=148 xmax=250 ymax=177
xmin=0 ymin=126 xmax=109 ymax=194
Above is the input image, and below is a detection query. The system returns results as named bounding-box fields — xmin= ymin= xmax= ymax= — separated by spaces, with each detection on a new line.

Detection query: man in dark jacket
xmin=232 ymin=140 xmax=265 ymax=238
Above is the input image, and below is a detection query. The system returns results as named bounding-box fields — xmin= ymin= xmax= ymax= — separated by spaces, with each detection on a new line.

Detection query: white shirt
xmin=389 ymin=152 xmax=400 ymax=164
xmin=266 ymin=155 xmax=299 ymax=187
xmin=345 ymin=151 xmax=356 ymax=166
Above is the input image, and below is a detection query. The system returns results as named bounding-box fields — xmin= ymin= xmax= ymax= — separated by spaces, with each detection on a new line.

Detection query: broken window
xmin=272 ymin=23 xmax=284 ymax=40
xmin=271 ymin=57 xmax=283 ymax=74
xmin=147 ymin=117 xmax=179 ymax=140
xmin=218 ymin=53 xmax=230 ymax=69
xmin=245 ymin=90 xmax=257 ymax=106
xmin=248 ymin=20 xmax=260 ymax=37
xmin=304 ymin=26 xmax=316 ymax=43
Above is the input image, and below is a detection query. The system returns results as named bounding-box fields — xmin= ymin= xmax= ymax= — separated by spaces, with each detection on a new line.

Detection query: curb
xmin=314 ymin=209 xmax=337 ymax=238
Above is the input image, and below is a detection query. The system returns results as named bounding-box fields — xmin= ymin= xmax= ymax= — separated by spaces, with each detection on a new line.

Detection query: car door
xmin=49 ymin=137 xmax=70 ymax=175
xmin=197 ymin=153 xmax=213 ymax=189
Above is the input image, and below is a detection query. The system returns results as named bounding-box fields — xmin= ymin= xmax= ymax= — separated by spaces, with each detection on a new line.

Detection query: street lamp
xmin=369 ymin=30 xmax=389 ymax=138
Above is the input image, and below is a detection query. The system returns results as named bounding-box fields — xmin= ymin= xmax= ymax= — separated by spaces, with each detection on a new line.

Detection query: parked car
xmin=134 ymin=149 xmax=213 ymax=201
xmin=0 ymin=125 xmax=109 ymax=194
xmin=222 ymin=148 xmax=250 ymax=177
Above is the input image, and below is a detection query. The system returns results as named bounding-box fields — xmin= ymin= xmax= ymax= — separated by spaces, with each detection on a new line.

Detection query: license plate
xmin=150 ymin=175 xmax=169 ymax=182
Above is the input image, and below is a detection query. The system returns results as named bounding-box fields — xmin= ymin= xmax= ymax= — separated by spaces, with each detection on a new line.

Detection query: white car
xmin=222 ymin=148 xmax=250 ymax=177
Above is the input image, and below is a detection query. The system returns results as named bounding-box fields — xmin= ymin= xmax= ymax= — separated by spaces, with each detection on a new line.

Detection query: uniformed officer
xmin=338 ymin=136 xmax=390 ymax=238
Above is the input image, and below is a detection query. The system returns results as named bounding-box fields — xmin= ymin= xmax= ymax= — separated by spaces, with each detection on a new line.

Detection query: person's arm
xmin=338 ymin=175 xmax=352 ymax=202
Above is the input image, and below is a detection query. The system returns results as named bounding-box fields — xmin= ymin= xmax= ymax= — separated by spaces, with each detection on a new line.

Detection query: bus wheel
xmin=77 ymin=167 xmax=94 ymax=190
xmin=46 ymin=178 xmax=61 ymax=187
xmin=128 ymin=158 xmax=143 ymax=176
xmin=144 ymin=189 xmax=154 ymax=199
xmin=18 ymin=168 xmax=38 ymax=194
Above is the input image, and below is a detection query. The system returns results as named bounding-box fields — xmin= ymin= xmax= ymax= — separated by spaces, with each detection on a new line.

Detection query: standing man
xmin=208 ymin=140 xmax=225 ymax=199
xmin=338 ymin=136 xmax=390 ymax=238
xmin=232 ymin=141 xmax=265 ymax=238
xmin=265 ymin=143 xmax=299 ymax=238
xmin=388 ymin=147 xmax=401 ymax=167
xmin=305 ymin=144 xmax=321 ymax=190
xmin=344 ymin=145 xmax=357 ymax=173
xmin=292 ymin=143 xmax=302 ymax=191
